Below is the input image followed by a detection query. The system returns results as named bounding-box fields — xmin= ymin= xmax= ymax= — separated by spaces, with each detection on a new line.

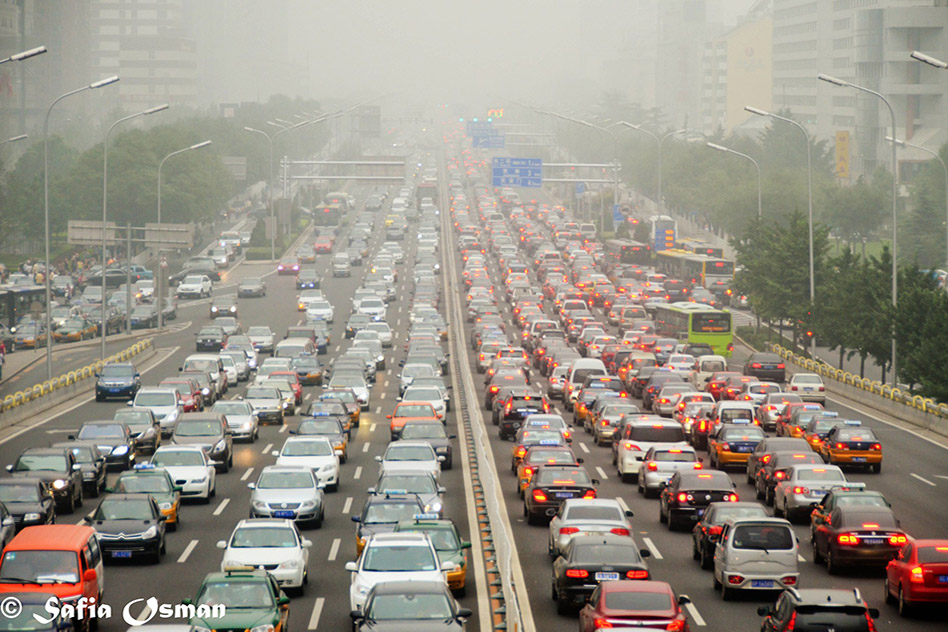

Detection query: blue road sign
xmin=466 ymin=121 xmax=492 ymax=137
xmin=576 ymin=182 xmax=586 ymax=195
xmin=492 ymin=157 xmax=542 ymax=188
xmin=473 ymin=131 xmax=505 ymax=148
xmin=612 ymin=204 xmax=624 ymax=224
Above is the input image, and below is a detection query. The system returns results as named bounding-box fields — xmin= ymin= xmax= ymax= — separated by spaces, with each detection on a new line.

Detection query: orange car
xmin=387 ymin=401 xmax=439 ymax=440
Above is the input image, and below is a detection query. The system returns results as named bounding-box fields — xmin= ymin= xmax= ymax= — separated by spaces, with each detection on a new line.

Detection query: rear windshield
xmin=628 ymin=426 xmax=684 ymax=442
xmin=572 ymin=543 xmax=642 ymax=564
xmin=793 ymin=607 xmax=871 ymax=631
xmin=572 ymin=368 xmax=606 ymax=384
xmin=566 ymin=506 xmax=622 ymax=521
xmin=604 ymin=591 xmax=672 ymax=611
xmin=918 ymin=546 xmax=948 ymax=564
xmin=731 ymin=524 xmax=794 ymax=550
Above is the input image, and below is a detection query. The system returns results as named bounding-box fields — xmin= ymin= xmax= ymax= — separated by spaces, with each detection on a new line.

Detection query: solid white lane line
xmin=342 ymin=497 xmax=353 ymax=514
xmin=642 ymin=537 xmax=663 ymax=560
xmin=362 ymin=442 xmax=370 ymax=453
xmin=578 ymin=442 xmax=590 ymax=454
xmin=279 ymin=424 xmax=289 ymax=434
xmin=327 ymin=538 xmax=341 ymax=561
xmin=911 ymin=473 xmax=936 ymax=486
xmin=307 ymin=597 xmax=325 ymax=630
xmin=178 ymin=539 xmax=199 ymax=563
xmin=213 ymin=498 xmax=230 ymax=516
xmin=241 ymin=467 xmax=254 ymax=481
xmin=261 ymin=443 xmax=273 ymax=454
xmin=354 ymin=466 xmax=362 ymax=479
xmin=685 ymin=602 xmax=706 ymax=626
xmin=798 ymin=554 xmax=806 ymax=562
xmin=595 ymin=466 xmax=609 ymax=480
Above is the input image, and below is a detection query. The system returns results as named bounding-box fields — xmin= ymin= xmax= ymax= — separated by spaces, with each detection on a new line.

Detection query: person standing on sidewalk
xmin=0 ymin=341 xmax=6 ymax=381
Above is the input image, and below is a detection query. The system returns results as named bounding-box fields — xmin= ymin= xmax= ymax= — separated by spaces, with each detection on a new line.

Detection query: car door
xmin=0 ymin=503 xmax=14 ymax=549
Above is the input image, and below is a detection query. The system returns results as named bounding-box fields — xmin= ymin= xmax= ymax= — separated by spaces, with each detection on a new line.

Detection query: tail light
xmin=777 ymin=364 xmax=785 ymax=369
xmin=774 ymin=471 xmax=786 ymax=480
xmin=751 ymin=363 xmax=762 ymax=368
xmin=791 ymin=486 xmax=809 ymax=494
xmin=647 ymin=462 xmax=658 ymax=471
xmin=676 ymin=493 xmax=689 ymax=503
xmin=693 ymin=462 xmax=703 ymax=469
xmin=624 ymin=442 xmax=640 ymax=451
xmin=532 ymin=489 xmax=548 ymax=502
xmin=610 ymin=528 xmax=631 ymax=536
xmin=870 ymin=443 xmax=882 ymax=451
xmin=761 ymin=454 xmax=772 ymax=464
xmin=724 ymin=493 xmax=739 ymax=502
xmin=838 ymin=533 xmax=859 ymax=545
xmin=522 ymin=467 xmax=533 ymax=477
xmin=727 ymin=575 xmax=744 ymax=585
xmin=583 ymin=490 xmax=597 ymax=499
xmin=594 ymin=618 xmax=612 ymax=629
xmin=835 ymin=442 xmax=848 ymax=450
xmin=698 ymin=420 xmax=707 ymax=432
xmin=889 ymin=534 xmax=907 ymax=545
xmin=781 ymin=576 xmax=797 ymax=586
xmin=666 ymin=620 xmax=685 ymax=632
xmin=516 ymin=447 xmax=526 ymax=458
xmin=559 ymin=527 xmax=580 ymax=535
xmin=785 ymin=612 xmax=797 ymax=631
xmin=565 ymin=569 xmax=589 ymax=578
xmin=909 ymin=566 xmax=925 ymax=583
xmin=625 ymin=570 xmax=648 ymax=579
xmin=719 ymin=443 xmax=730 ymax=452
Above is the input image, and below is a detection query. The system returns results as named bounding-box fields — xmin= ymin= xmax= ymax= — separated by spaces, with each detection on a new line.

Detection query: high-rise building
xmin=772 ymin=0 xmax=948 ymax=181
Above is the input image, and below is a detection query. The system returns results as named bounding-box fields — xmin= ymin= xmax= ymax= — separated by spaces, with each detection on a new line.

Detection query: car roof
xmin=7 ymin=524 xmax=96 ymax=551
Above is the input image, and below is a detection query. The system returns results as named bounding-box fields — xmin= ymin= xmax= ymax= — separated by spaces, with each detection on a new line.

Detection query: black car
xmin=73 ymin=420 xmax=136 ymax=470
xmin=86 ymin=268 xmax=127 ymax=289
xmin=659 ymin=470 xmax=738 ymax=531
xmin=523 ymin=465 xmax=599 ymax=525
xmin=743 ymin=352 xmax=786 ymax=383
xmin=295 ymin=269 xmax=321 ymax=290
xmin=195 ymin=326 xmax=227 ymax=351
xmin=53 ymin=442 xmax=107 ymax=498
xmin=400 ymin=420 xmax=455 ymax=470
xmin=0 ymin=479 xmax=55 ymax=530
xmin=758 ymin=588 xmax=880 ymax=632
xmin=692 ymin=501 xmax=769 ymax=569
xmin=5 ymin=448 xmax=83 ymax=513
xmin=237 ymin=277 xmax=267 ymax=297
xmin=0 ymin=593 xmax=75 ymax=631
xmin=497 ymin=389 xmax=547 ymax=441
xmin=209 ymin=296 xmax=238 ymax=319
xmin=351 ymin=493 xmax=426 ymax=550
xmin=95 ymin=362 xmax=141 ymax=402
xmin=84 ymin=493 xmax=166 ymax=563
xmin=168 ymin=265 xmax=219 ymax=286
xmin=551 ymin=534 xmax=651 ymax=614
xmin=351 ymin=580 xmax=472 ymax=631
xmin=129 ymin=305 xmax=158 ymax=329
xmin=294 ymin=417 xmax=348 ymax=462
xmin=113 ymin=408 xmax=162 ymax=454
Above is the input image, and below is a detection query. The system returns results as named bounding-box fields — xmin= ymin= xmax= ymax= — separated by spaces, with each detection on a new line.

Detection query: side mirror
xmin=72 ymin=463 xmax=82 ymax=471
xmin=277 ymin=596 xmax=290 ymax=607
xmin=247 ymin=482 xmax=256 ymax=489
xmin=448 ymin=434 xmax=457 ymax=439
xmin=437 ymin=456 xmax=446 ymax=462
xmin=126 ymin=400 xmax=134 ymax=407
xmin=625 ymin=510 xmax=634 ymax=518
xmin=216 ymin=540 xmax=227 ymax=549
xmin=82 ymin=568 xmax=97 ymax=583
xmin=461 ymin=541 xmax=472 ymax=550
xmin=67 ymin=435 xmax=76 ymax=441
xmin=868 ymin=608 xmax=880 ymax=619
xmin=576 ymin=457 xmax=584 ymax=464
xmin=345 ymin=561 xmax=358 ymax=572
xmin=375 ymin=456 xmax=382 ymax=462
xmin=351 ymin=515 xmax=361 ymax=523
xmin=301 ymin=539 xmax=312 ymax=548
xmin=591 ymin=478 xmax=600 ymax=485
xmin=640 ymin=548 xmax=651 ymax=558
xmin=271 ymin=450 xmax=279 ymax=457
xmin=440 ymin=561 xmax=457 ymax=571
xmin=438 ymin=486 xmax=447 ymax=494
xmin=349 ymin=611 xmax=363 ymax=621
xmin=456 ymin=608 xmax=473 ymax=619
xmin=756 ymin=606 xmax=771 ymax=616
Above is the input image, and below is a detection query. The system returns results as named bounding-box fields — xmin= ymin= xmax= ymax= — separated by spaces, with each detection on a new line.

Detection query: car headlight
xmin=83 ymin=472 xmax=95 ymax=479
xmin=112 ymin=445 xmax=129 ymax=456
xmin=356 ymin=584 xmax=370 ymax=597
xmin=214 ymin=440 xmax=226 ymax=452
xmin=142 ymin=526 xmax=158 ymax=539
xmin=52 ymin=479 xmax=67 ymax=490
xmin=300 ymin=499 xmax=317 ymax=508
xmin=191 ymin=476 xmax=207 ymax=484
xmin=425 ymin=501 xmax=443 ymax=514
xmin=240 ymin=421 xmax=253 ymax=430
xmin=230 ymin=306 xmax=236 ymax=312
xmin=158 ymin=502 xmax=173 ymax=511
xmin=278 ymin=559 xmax=300 ymax=569
xmin=24 ymin=512 xmax=41 ymax=521
xmin=211 ymin=307 xmax=218 ymax=312
xmin=250 ymin=626 xmax=275 ymax=632
xmin=282 ymin=401 xmax=290 ymax=408
xmin=202 ymin=387 xmax=211 ymax=395
xmin=166 ymin=409 xmax=180 ymax=423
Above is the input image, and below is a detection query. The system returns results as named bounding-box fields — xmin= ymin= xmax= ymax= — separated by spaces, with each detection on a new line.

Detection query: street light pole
xmin=0 ymin=45 xmax=46 ymax=65
xmin=157 ymin=140 xmax=212 ymax=224
xmin=614 ymin=122 xmax=687 ymax=212
xmin=706 ymin=142 xmax=762 ymax=220
xmin=819 ymin=73 xmax=899 ymax=384
xmin=745 ymin=106 xmax=816 ymax=357
xmin=550 ymin=112 xmax=619 ymax=232
xmin=44 ymin=75 xmax=119 ymax=380
xmin=102 ymin=104 xmax=168 ymax=360
xmin=0 ymin=134 xmax=27 ymax=145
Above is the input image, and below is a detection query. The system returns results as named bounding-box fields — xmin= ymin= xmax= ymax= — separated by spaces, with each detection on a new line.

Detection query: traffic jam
xmin=0 ymin=128 xmax=944 ymax=632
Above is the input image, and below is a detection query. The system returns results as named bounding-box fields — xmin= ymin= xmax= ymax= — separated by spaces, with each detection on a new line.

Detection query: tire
xmin=312 ymin=511 xmax=322 ymax=529
xmin=712 ymin=572 xmax=721 ymax=591
xmin=871 ymin=462 xmax=881 ymax=474
xmin=556 ymin=591 xmax=570 ymax=615
xmin=659 ymin=504 xmax=668 ymax=524
xmin=692 ymin=540 xmax=700 ymax=561
xmin=774 ymin=501 xmax=784 ymax=518
xmin=826 ymin=549 xmax=838 ymax=575
xmin=813 ymin=541 xmax=824 ymax=564
xmin=721 ymin=580 xmax=734 ymax=601
xmin=884 ymin=577 xmax=896 ymax=605
xmin=700 ymin=544 xmax=713 ymax=570
xmin=898 ymin=586 xmax=912 ymax=617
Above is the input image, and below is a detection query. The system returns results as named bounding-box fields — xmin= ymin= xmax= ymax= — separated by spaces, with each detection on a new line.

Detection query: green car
xmin=186 ymin=568 xmax=290 ymax=632
xmin=394 ymin=514 xmax=472 ymax=595
xmin=111 ymin=464 xmax=181 ymax=530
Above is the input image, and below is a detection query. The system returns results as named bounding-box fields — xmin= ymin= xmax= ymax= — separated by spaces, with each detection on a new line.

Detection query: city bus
xmin=0 ymin=286 xmax=46 ymax=328
xmin=676 ymin=238 xmax=724 ymax=259
xmin=604 ymin=239 xmax=651 ymax=266
xmin=649 ymin=215 xmax=677 ymax=252
xmin=652 ymin=303 xmax=733 ymax=357
xmin=655 ymin=249 xmax=734 ymax=287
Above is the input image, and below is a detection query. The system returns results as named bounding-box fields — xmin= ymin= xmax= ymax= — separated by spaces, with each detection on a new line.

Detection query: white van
xmin=181 ymin=354 xmax=225 ymax=396
xmin=694 ymin=355 xmax=728 ymax=386
xmin=713 ymin=517 xmax=798 ymax=600
xmin=274 ymin=338 xmax=315 ymax=358
xmin=565 ymin=359 xmax=607 ymax=407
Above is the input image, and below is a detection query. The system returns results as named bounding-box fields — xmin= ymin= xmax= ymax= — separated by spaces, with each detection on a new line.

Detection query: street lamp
xmin=0 ymin=45 xmax=46 ymax=65
xmin=102 ymin=103 xmax=169 ymax=359
xmin=706 ymin=142 xmax=762 ymax=220
xmin=818 ymin=72 xmax=899 ymax=384
xmin=911 ymin=50 xmax=948 ymax=69
xmin=0 ymin=134 xmax=27 ymax=145
xmin=44 ymin=75 xmax=119 ymax=380
xmin=887 ymin=136 xmax=948 ymax=271
xmin=157 ymin=140 xmax=212 ymax=224
xmin=745 ymin=105 xmax=816 ymax=357
xmin=614 ymin=122 xmax=687 ymax=212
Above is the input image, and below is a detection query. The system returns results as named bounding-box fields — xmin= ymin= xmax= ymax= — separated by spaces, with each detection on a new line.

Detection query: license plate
xmin=803 ymin=387 xmax=813 ymax=392
xmin=735 ymin=446 xmax=752 ymax=453
xmin=555 ymin=492 xmax=575 ymax=499
xmin=751 ymin=579 xmax=774 ymax=588
xmin=273 ymin=510 xmax=295 ymax=518
xmin=938 ymin=575 xmax=948 ymax=583
xmin=851 ymin=457 xmax=867 ymax=462
xmin=111 ymin=550 xmax=132 ymax=558
xmin=863 ymin=538 xmax=884 ymax=545
xmin=595 ymin=572 xmax=619 ymax=581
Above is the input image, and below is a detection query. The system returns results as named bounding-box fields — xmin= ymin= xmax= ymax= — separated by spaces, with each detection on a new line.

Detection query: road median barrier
xmin=0 ymin=338 xmax=155 ymax=429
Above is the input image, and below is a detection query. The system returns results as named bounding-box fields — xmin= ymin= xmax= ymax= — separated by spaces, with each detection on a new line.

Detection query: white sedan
xmin=375 ymin=441 xmax=444 ymax=481
xmin=150 ymin=446 xmax=216 ymax=502
xmin=272 ymin=437 xmax=340 ymax=492
xmin=217 ymin=519 xmax=311 ymax=591
xmin=788 ymin=372 xmax=826 ymax=403
xmin=306 ymin=300 xmax=334 ymax=323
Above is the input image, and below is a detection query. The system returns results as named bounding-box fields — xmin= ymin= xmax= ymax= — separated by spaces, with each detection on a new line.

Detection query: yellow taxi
xmin=510 ymin=429 xmax=566 ymax=473
xmin=515 ymin=445 xmax=581 ymax=497
xmin=802 ymin=412 xmax=844 ymax=452
xmin=818 ymin=420 xmax=883 ymax=473
xmin=707 ymin=420 xmax=765 ymax=470
xmin=52 ymin=318 xmax=96 ymax=343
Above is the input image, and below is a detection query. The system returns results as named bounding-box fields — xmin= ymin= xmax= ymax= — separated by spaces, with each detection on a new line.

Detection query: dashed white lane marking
xmin=304 ymin=393 xmax=312 ymax=401
xmin=911 ymin=473 xmax=936 ymax=486
xmin=642 ymin=537 xmax=663 ymax=560
xmin=798 ymin=554 xmax=806 ymax=562
xmin=362 ymin=443 xmax=371 ymax=453
xmin=342 ymin=497 xmax=353 ymax=514
xmin=213 ymin=498 xmax=230 ymax=515
xmin=327 ymin=538 xmax=341 ymax=561
xmin=178 ymin=539 xmax=199 ymax=563
xmin=384 ymin=380 xmax=390 ymax=387
xmin=279 ymin=424 xmax=289 ymax=433
xmin=307 ymin=597 xmax=325 ymax=630
xmin=354 ymin=466 xmax=363 ymax=479
xmin=685 ymin=602 xmax=706 ymax=626
xmin=595 ymin=466 xmax=609 ymax=480
xmin=241 ymin=467 xmax=254 ymax=481
xmin=369 ymin=423 xmax=376 ymax=433
xmin=578 ymin=443 xmax=590 ymax=454
xmin=375 ymin=406 xmax=383 ymax=413
xmin=261 ymin=443 xmax=273 ymax=454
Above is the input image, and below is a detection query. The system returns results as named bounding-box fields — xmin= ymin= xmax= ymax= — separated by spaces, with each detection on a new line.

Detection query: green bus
xmin=652 ymin=303 xmax=733 ymax=357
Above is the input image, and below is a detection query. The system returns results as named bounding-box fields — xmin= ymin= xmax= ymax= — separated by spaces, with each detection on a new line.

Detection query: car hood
xmin=359 ymin=619 xmax=462 ymax=631
xmin=160 ymin=464 xmax=209 ymax=479
xmin=172 ymin=436 xmax=222 ymax=449
xmin=92 ymin=518 xmax=159 ymax=536
xmin=275 ymin=455 xmax=337 ymax=469
xmin=222 ymin=548 xmax=302 ymax=567
xmin=191 ymin=608 xmax=275 ymax=631
xmin=10 ymin=471 xmax=68 ymax=483
xmin=246 ymin=398 xmax=281 ymax=409
xmin=2 ymin=500 xmax=48 ymax=515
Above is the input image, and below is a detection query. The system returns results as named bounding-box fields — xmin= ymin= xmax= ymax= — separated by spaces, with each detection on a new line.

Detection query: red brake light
xmin=708 ymin=525 xmax=723 ymax=536
xmin=559 ymin=527 xmax=580 ymax=535
xmin=565 ymin=569 xmax=589 ymax=578
xmin=909 ymin=566 xmax=925 ymax=583
xmin=594 ymin=618 xmax=612 ymax=629
xmin=582 ymin=490 xmax=597 ymax=499
xmin=532 ymin=489 xmax=548 ymax=502
xmin=666 ymin=621 xmax=685 ymax=632
xmin=676 ymin=493 xmax=688 ymax=503
xmin=610 ymin=528 xmax=631 ymax=536
xmin=838 ymin=533 xmax=859 ymax=545
xmin=889 ymin=534 xmax=907 ymax=545
xmin=625 ymin=570 xmax=648 ymax=579
xmin=870 ymin=443 xmax=882 ymax=451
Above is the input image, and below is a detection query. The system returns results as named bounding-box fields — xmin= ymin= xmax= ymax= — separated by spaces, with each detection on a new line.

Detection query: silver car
xmin=131 ymin=387 xmax=183 ymax=438
xmin=247 ymin=326 xmax=275 ymax=354
xmin=400 ymin=386 xmax=447 ymax=419
xmin=242 ymin=386 xmax=284 ymax=424
xmin=375 ymin=441 xmax=444 ymax=482
xmin=368 ymin=470 xmax=446 ymax=517
xmin=773 ymin=463 xmax=847 ymax=522
xmin=211 ymin=399 xmax=258 ymax=442
xmin=328 ymin=375 xmax=370 ymax=410
xmin=547 ymin=498 xmax=636 ymax=557
xmin=248 ymin=466 xmax=325 ymax=528
xmin=636 ymin=446 xmax=702 ymax=497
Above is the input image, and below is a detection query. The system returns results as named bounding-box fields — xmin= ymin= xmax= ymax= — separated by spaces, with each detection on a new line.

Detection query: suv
xmin=615 ymin=417 xmax=688 ymax=483
xmin=758 ymin=588 xmax=880 ymax=631
xmin=743 ymin=352 xmax=786 ymax=383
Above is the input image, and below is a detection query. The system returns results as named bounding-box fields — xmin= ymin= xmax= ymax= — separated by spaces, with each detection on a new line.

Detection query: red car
xmin=578 ymin=580 xmax=691 ymax=632
xmin=314 ymin=237 xmax=333 ymax=253
xmin=271 ymin=371 xmax=303 ymax=405
xmin=885 ymin=538 xmax=948 ymax=615
xmin=159 ymin=378 xmax=203 ymax=412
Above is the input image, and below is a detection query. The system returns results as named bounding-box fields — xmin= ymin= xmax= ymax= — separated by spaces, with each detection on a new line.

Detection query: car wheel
xmin=720 ymin=579 xmax=734 ymax=601
xmin=884 ymin=577 xmax=896 ymax=605
xmin=700 ymin=544 xmax=713 ymax=570
xmin=826 ymin=549 xmax=838 ymax=575
xmin=712 ymin=571 xmax=721 ymax=591
xmin=692 ymin=540 xmax=700 ymax=560
xmin=898 ymin=586 xmax=912 ymax=617
xmin=812 ymin=541 xmax=824 ymax=564
xmin=871 ymin=462 xmax=881 ymax=474
xmin=659 ymin=503 xmax=668 ymax=524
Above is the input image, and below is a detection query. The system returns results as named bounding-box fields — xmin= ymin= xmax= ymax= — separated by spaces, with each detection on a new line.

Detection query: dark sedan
xmin=195 ymin=326 xmax=227 ymax=351
xmin=113 ymin=407 xmax=162 ymax=454
xmin=168 ymin=265 xmax=219 ymax=286
xmin=659 ymin=470 xmax=739 ymax=531
xmin=5 ymin=447 xmax=83 ymax=513
xmin=84 ymin=493 xmax=166 ymax=563
xmin=129 ymin=305 xmax=158 ymax=329
xmin=53 ymin=442 xmax=107 ymax=498
xmin=94 ymin=362 xmax=141 ymax=402
xmin=73 ymin=420 xmax=136 ymax=470
xmin=0 ymin=479 xmax=56 ymax=530
xmin=351 ymin=580 xmax=471 ymax=631
xmin=551 ymin=534 xmax=651 ymax=614
xmin=523 ymin=465 xmax=599 ymax=525
xmin=743 ymin=352 xmax=786 ymax=383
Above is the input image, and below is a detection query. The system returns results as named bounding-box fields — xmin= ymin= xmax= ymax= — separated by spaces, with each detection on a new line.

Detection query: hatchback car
xmin=217 ymin=519 xmax=312 ymax=592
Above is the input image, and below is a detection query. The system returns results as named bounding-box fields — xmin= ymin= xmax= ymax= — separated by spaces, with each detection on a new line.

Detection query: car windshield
xmin=101 ymin=365 xmax=134 ymax=378
xmin=385 ymin=446 xmax=434 ymax=461
xmin=378 ymin=474 xmax=436 ymax=494
xmin=14 ymin=455 xmax=67 ymax=472
xmin=213 ymin=402 xmax=252 ymax=415
xmin=362 ymin=545 xmax=437 ymax=572
xmin=248 ymin=327 xmax=272 ymax=336
xmin=401 ymin=425 xmax=447 ymax=440
xmin=535 ymin=468 xmax=591 ymax=485
xmin=282 ymin=440 xmax=332 ymax=457
xmin=604 ymin=591 xmax=672 ymax=611
xmin=175 ymin=421 xmax=220 ymax=437
xmin=365 ymin=593 xmax=453 ymax=620
xmin=0 ymin=483 xmax=40 ymax=502
xmin=572 ymin=543 xmax=642 ymax=564
xmin=395 ymin=404 xmax=435 ymax=417
xmin=183 ymin=276 xmax=203 ymax=284
xmin=256 ymin=471 xmax=314 ymax=489
xmin=364 ymin=502 xmax=421 ymax=524
xmin=794 ymin=375 xmax=823 ymax=384
xmin=117 ymin=475 xmax=171 ymax=494
xmin=152 ymin=451 xmax=203 ymax=467
xmin=566 ymin=506 xmax=623 ymax=521
xmin=114 ymin=411 xmax=152 ymax=425
xmin=731 ymin=524 xmax=794 ymax=550
xmin=720 ymin=428 xmax=765 ymax=441
xmin=94 ymin=499 xmax=153 ymax=521
xmin=709 ymin=506 xmax=768 ymax=524
xmin=246 ymin=388 xmax=280 ymax=399
xmin=0 ymin=550 xmax=79 ymax=584
xmin=65 ymin=447 xmax=95 ymax=463
xmin=231 ymin=527 xmax=297 ymax=548
xmin=836 ymin=428 xmax=878 ymax=442
xmin=135 ymin=393 xmax=175 ymax=407
xmin=196 ymin=581 xmax=274 ymax=609
xmin=78 ymin=424 xmax=124 ymax=439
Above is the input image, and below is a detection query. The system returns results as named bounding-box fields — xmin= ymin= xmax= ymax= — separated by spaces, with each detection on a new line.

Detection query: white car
xmin=788 ymin=373 xmax=826 ymax=403
xmin=150 ymin=446 xmax=216 ymax=502
xmin=665 ymin=354 xmax=696 ymax=373
xmin=131 ymin=387 xmax=183 ymax=438
xmin=346 ymin=533 xmax=454 ymax=611
xmin=375 ymin=441 xmax=444 ymax=481
xmin=400 ymin=386 xmax=447 ymax=419
xmin=356 ymin=298 xmax=387 ymax=321
xmin=272 ymin=437 xmax=340 ymax=492
xmin=297 ymin=289 xmax=325 ymax=312
xmin=548 ymin=498 xmax=636 ymax=557
xmin=176 ymin=275 xmax=211 ymax=299
xmin=247 ymin=326 xmax=275 ymax=353
xmin=365 ymin=322 xmax=393 ymax=347
xmin=217 ymin=519 xmax=312 ymax=591
xmin=306 ymin=300 xmax=334 ymax=323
